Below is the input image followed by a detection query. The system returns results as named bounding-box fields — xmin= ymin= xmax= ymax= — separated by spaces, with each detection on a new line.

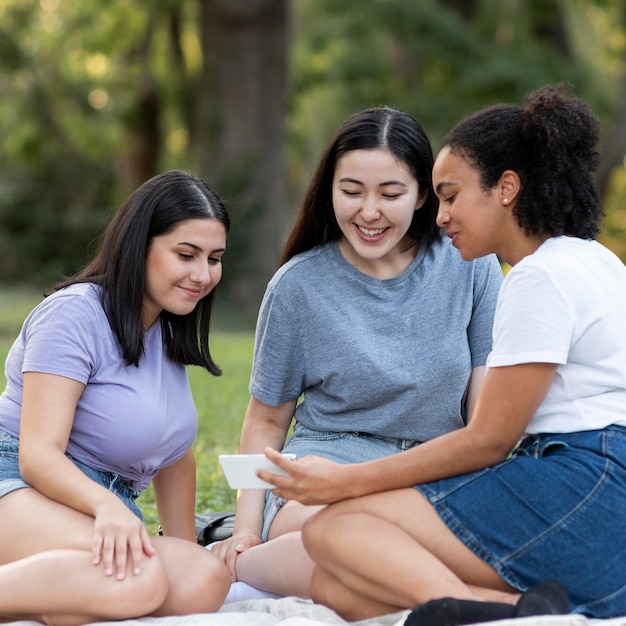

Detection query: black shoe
xmin=404 ymin=597 xmax=513 ymax=626
xmin=404 ymin=580 xmax=570 ymax=626
xmin=515 ymin=580 xmax=570 ymax=617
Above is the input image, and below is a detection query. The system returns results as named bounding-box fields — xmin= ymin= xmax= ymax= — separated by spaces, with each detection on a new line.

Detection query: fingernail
xmin=134 ymin=567 xmax=141 ymax=575
xmin=236 ymin=543 xmax=246 ymax=551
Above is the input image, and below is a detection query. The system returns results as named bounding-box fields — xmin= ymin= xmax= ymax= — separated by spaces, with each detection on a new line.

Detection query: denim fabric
xmin=261 ymin=423 xmax=419 ymax=541
xmin=417 ymin=426 xmax=626 ymax=618
xmin=0 ymin=429 xmax=142 ymax=519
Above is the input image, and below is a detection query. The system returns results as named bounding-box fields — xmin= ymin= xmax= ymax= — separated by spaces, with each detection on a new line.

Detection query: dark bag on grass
xmin=195 ymin=511 xmax=235 ymax=545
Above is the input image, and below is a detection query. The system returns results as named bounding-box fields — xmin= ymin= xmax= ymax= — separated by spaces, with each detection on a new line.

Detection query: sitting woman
xmin=261 ymin=83 xmax=626 ymax=623
xmin=0 ymin=170 xmax=231 ymax=624
xmin=212 ymin=107 xmax=503 ymax=598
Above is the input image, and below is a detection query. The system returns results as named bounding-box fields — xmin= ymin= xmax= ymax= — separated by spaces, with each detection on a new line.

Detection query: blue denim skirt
xmin=0 ymin=429 xmax=143 ymax=519
xmin=262 ymin=423 xmax=419 ymax=540
xmin=417 ymin=426 xmax=626 ymax=618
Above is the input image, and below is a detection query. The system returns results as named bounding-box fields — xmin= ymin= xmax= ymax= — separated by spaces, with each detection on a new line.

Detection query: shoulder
xmin=266 ymin=245 xmax=334 ymax=293
xmin=25 ymin=283 xmax=107 ymax=333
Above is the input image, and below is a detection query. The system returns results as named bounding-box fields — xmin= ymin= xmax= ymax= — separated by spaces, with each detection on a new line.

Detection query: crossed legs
xmin=302 ymin=488 xmax=519 ymax=621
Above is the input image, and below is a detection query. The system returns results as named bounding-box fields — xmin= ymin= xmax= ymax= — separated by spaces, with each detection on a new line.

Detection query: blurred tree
xmin=0 ymin=0 xmax=625 ymax=308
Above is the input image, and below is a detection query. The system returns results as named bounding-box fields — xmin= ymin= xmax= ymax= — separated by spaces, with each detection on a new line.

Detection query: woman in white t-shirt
xmin=260 ymin=84 xmax=626 ymax=623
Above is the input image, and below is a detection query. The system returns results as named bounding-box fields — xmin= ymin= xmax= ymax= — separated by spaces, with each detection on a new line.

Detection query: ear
xmin=498 ymin=170 xmax=521 ymax=207
xmin=414 ymin=188 xmax=428 ymax=211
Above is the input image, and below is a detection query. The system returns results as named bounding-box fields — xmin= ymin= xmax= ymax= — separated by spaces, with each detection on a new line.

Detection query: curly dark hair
xmin=441 ymin=83 xmax=603 ymax=239
xmin=280 ymin=107 xmax=440 ymax=266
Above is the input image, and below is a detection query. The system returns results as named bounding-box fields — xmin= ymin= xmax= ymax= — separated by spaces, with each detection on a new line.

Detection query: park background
xmin=1 ymin=0 xmax=626 ymax=529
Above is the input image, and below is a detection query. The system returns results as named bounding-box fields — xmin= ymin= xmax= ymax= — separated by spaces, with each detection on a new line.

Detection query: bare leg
xmin=233 ymin=501 xmax=323 ymax=597
xmin=0 ymin=489 xmax=229 ymax=624
xmin=302 ymin=489 xmax=519 ymax=621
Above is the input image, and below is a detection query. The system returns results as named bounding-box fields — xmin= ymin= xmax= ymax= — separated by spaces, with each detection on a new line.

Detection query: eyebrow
xmin=338 ymin=177 xmax=408 ymax=187
xmin=178 ymin=241 xmax=226 ymax=254
xmin=435 ymin=181 xmax=456 ymax=195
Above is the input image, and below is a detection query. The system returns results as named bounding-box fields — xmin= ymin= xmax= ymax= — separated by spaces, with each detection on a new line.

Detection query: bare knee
xmin=105 ymin=554 xmax=170 ymax=619
xmin=301 ymin=505 xmax=335 ymax=563
xmin=152 ymin=539 xmax=230 ymax=615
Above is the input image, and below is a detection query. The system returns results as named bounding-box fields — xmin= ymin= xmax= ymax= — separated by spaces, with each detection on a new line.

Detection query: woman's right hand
xmin=211 ymin=531 xmax=263 ymax=581
xmin=92 ymin=497 xmax=156 ymax=580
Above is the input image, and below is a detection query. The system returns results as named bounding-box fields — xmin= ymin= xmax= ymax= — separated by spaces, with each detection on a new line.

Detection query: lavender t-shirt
xmin=0 ymin=283 xmax=197 ymax=491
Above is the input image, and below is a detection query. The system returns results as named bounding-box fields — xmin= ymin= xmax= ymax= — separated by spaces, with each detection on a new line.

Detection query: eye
xmin=382 ymin=193 xmax=401 ymax=200
xmin=208 ymin=256 xmax=223 ymax=265
xmin=178 ymin=253 xmax=194 ymax=261
xmin=444 ymin=194 xmax=456 ymax=205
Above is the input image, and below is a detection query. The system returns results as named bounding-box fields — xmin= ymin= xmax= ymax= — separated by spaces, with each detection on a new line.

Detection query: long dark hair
xmin=54 ymin=170 xmax=230 ymax=374
xmin=280 ymin=107 xmax=440 ymax=266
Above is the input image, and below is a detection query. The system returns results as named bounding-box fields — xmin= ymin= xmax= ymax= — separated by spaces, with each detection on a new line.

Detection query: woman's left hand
xmin=258 ymin=448 xmax=356 ymax=505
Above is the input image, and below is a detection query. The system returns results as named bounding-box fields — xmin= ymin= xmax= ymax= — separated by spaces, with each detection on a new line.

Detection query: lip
xmin=446 ymin=231 xmax=459 ymax=247
xmin=179 ymin=286 xmax=204 ymax=298
xmin=355 ymin=224 xmax=388 ymax=242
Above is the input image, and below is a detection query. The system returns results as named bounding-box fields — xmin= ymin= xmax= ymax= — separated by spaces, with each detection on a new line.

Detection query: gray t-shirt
xmin=0 ymin=283 xmax=197 ymax=491
xmin=250 ymin=238 xmax=503 ymax=441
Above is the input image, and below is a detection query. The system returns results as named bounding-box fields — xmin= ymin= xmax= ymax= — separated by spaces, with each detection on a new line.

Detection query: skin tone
xmin=212 ymin=148 xmax=486 ymax=599
xmin=0 ymin=217 xmax=229 ymax=624
xmin=253 ymin=147 xmax=558 ymax=620
xmin=142 ymin=218 xmax=226 ymax=329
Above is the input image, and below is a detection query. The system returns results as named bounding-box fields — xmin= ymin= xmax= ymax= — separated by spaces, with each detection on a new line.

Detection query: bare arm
xmin=211 ymin=395 xmax=296 ymax=578
xmin=262 ymin=363 xmax=558 ymax=504
xmin=152 ymin=448 xmax=197 ymax=541
xmin=19 ymin=372 xmax=155 ymax=579
xmin=465 ymin=365 xmax=486 ymax=422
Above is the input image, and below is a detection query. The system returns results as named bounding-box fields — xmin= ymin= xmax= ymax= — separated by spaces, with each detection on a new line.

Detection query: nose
xmin=436 ymin=204 xmax=450 ymax=228
xmin=361 ymin=194 xmax=380 ymax=221
xmin=190 ymin=261 xmax=220 ymax=286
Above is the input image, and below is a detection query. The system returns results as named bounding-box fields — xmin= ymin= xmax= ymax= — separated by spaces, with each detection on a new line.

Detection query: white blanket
xmin=5 ymin=597 xmax=624 ymax=626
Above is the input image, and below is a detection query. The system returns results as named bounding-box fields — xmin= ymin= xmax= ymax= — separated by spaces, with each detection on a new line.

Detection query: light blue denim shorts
xmin=0 ymin=429 xmax=143 ymax=519
xmin=261 ymin=423 xmax=419 ymax=541
xmin=416 ymin=426 xmax=626 ymax=618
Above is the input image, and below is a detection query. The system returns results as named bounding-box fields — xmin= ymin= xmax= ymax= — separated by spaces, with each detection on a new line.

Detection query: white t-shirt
xmin=487 ymin=236 xmax=626 ymax=434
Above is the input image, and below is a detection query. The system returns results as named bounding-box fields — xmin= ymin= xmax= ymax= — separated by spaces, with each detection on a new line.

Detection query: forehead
xmin=160 ymin=218 xmax=226 ymax=246
xmin=432 ymin=146 xmax=479 ymax=192
xmin=335 ymin=148 xmax=414 ymax=180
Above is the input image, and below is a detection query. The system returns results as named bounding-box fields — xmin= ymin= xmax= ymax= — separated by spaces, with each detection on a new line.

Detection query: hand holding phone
xmin=219 ymin=453 xmax=297 ymax=489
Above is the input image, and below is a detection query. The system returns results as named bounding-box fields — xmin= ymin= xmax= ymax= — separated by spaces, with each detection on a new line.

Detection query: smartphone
xmin=218 ymin=453 xmax=296 ymax=489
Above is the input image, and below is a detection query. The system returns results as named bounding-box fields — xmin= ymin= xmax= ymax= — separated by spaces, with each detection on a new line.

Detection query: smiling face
xmin=331 ymin=148 xmax=425 ymax=278
xmin=143 ymin=217 xmax=227 ymax=329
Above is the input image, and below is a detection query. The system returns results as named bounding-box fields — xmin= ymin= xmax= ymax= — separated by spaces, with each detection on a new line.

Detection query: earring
xmin=503 ymin=198 xmax=510 ymax=204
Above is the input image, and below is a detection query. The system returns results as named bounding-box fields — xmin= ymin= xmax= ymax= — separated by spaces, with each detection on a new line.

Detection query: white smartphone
xmin=218 ymin=453 xmax=297 ymax=489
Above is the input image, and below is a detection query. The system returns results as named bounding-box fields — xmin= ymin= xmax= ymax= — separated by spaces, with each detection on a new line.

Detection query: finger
xmin=101 ymin=534 xmax=116 ymax=577
xmin=264 ymin=447 xmax=298 ymax=471
xmin=92 ymin=532 xmax=104 ymax=566
xmin=140 ymin=525 xmax=156 ymax=557
xmin=127 ymin=530 xmax=146 ymax=576
xmin=114 ymin=535 xmax=128 ymax=580
xmin=226 ymin=545 xmax=239 ymax=581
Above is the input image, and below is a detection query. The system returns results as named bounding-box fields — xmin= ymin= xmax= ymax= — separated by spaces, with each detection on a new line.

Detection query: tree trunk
xmin=196 ymin=0 xmax=290 ymax=308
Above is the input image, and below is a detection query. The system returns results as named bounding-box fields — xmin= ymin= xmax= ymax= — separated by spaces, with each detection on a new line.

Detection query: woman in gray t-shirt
xmin=212 ymin=108 xmax=503 ymax=599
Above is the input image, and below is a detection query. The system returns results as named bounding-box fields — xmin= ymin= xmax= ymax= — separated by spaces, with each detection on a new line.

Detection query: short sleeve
xmin=22 ymin=292 xmax=107 ymax=384
xmin=248 ymin=285 xmax=306 ymax=406
xmin=487 ymin=265 xmax=573 ymax=368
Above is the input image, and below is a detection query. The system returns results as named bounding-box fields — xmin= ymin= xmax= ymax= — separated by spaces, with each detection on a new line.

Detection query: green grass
xmin=0 ymin=287 xmax=254 ymax=534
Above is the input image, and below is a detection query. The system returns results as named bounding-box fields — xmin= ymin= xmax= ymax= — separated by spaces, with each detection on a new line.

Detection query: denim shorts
xmin=261 ymin=423 xmax=419 ymax=541
xmin=0 ymin=429 xmax=143 ymax=519
xmin=416 ymin=426 xmax=626 ymax=618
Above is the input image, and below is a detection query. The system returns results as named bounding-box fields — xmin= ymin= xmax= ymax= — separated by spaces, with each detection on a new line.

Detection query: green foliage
xmin=1 ymin=0 xmax=626 ymax=292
